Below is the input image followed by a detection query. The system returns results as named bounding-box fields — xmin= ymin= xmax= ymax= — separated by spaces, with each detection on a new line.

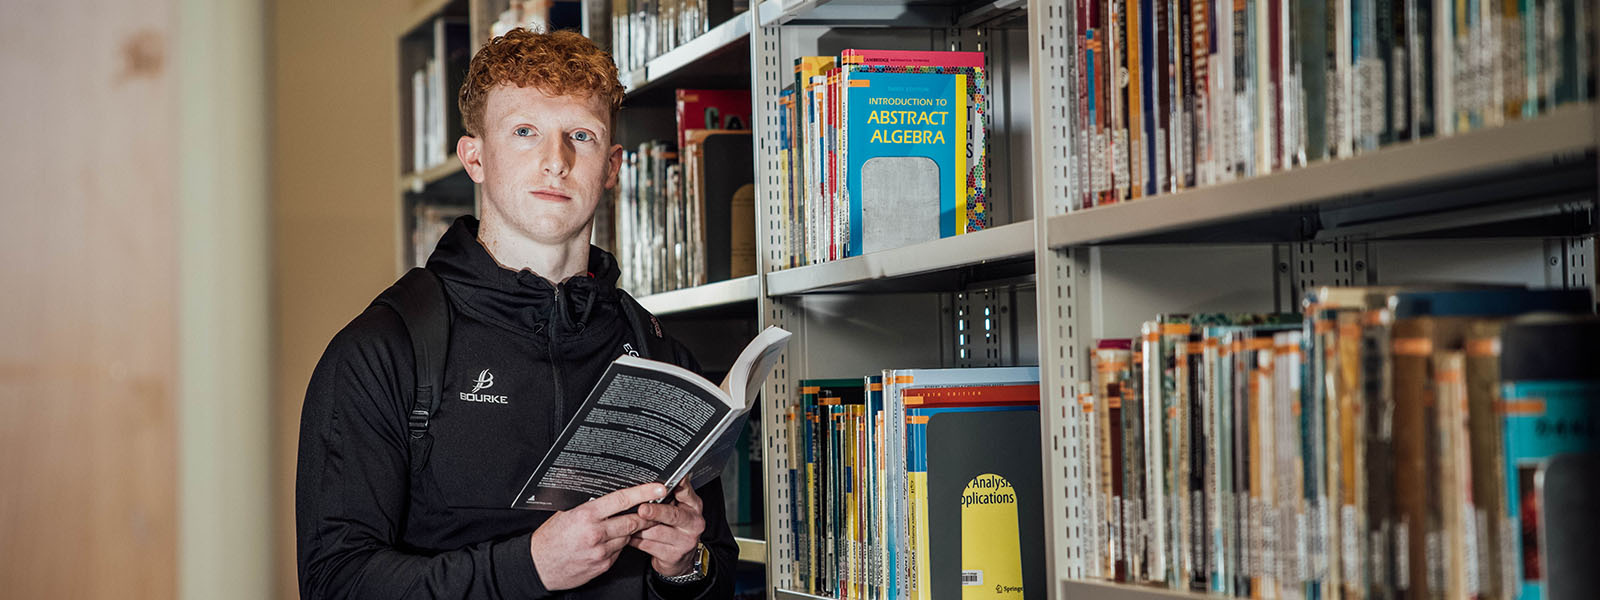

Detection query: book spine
xmin=1164 ymin=0 xmax=1177 ymax=195
xmin=1193 ymin=0 xmax=1214 ymax=184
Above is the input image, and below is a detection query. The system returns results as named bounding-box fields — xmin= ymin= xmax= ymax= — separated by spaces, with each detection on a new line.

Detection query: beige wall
xmin=272 ymin=0 xmax=417 ymax=596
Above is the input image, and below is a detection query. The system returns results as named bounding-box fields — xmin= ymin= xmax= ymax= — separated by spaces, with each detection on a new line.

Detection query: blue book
xmin=843 ymin=70 xmax=971 ymax=257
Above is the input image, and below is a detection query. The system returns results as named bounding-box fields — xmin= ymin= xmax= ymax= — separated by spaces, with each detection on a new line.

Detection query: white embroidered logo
xmin=461 ymin=369 xmax=508 ymax=404
xmin=470 ymin=369 xmax=495 ymax=394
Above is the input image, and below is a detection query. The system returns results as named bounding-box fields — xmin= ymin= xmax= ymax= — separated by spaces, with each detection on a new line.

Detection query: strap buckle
xmin=408 ymin=408 xmax=430 ymax=438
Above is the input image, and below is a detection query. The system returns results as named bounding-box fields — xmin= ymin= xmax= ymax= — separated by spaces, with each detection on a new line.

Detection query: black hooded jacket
xmin=296 ymin=216 xmax=736 ymax=599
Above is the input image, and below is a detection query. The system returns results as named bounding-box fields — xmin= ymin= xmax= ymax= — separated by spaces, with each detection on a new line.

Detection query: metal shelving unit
xmin=775 ymin=588 xmax=838 ymax=600
xmin=737 ymin=536 xmax=769 ymax=564
xmin=400 ymin=152 xmax=466 ymax=193
xmin=1046 ymin=104 xmax=1598 ymax=248
xmin=764 ymin=220 xmax=1036 ymax=296
xmin=1058 ymin=580 xmax=1212 ymax=600
xmin=635 ymin=274 xmax=760 ymax=315
xmin=384 ymin=0 xmax=1600 ymax=597
xmin=756 ymin=0 xmax=1026 ymax=27
xmin=622 ymin=11 xmax=753 ymax=97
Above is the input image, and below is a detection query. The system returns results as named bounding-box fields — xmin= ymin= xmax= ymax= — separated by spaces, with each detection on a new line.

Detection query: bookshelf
xmin=763 ymin=220 xmax=1035 ymax=295
xmin=635 ymin=273 xmax=760 ymax=315
xmin=389 ymin=0 xmax=1600 ymax=597
xmin=621 ymin=10 xmax=752 ymax=102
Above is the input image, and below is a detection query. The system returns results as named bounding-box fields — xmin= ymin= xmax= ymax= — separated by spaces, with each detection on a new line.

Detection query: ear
xmin=602 ymin=142 xmax=624 ymax=191
xmin=457 ymin=135 xmax=485 ymax=183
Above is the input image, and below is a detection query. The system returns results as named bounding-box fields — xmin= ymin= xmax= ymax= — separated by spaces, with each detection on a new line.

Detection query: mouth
xmin=529 ymin=188 xmax=573 ymax=202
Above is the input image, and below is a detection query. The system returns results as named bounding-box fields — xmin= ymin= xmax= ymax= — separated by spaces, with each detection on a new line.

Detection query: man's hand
xmin=530 ymin=483 xmax=666 ymax=590
xmin=630 ymin=482 xmax=707 ymax=577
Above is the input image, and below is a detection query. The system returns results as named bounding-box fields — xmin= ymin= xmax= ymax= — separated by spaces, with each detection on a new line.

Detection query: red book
xmin=838 ymin=48 xmax=985 ymax=68
xmin=674 ymin=89 xmax=750 ymax=149
xmin=901 ymin=383 xmax=1040 ymax=408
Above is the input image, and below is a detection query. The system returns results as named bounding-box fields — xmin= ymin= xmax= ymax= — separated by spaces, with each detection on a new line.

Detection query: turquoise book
xmin=1497 ymin=314 xmax=1600 ymax=600
xmin=843 ymin=70 xmax=970 ymax=258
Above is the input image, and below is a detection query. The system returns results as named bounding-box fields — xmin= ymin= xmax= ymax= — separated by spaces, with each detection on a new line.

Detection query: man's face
xmin=459 ymin=84 xmax=622 ymax=247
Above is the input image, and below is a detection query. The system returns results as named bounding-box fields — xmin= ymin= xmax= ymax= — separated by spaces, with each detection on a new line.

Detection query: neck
xmin=476 ymin=218 xmax=592 ymax=284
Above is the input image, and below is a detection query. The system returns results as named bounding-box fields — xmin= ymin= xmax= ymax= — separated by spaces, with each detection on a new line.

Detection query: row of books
xmin=610 ymin=0 xmax=747 ymax=73
xmin=1060 ymin=0 xmax=1595 ymax=210
xmin=784 ymin=368 xmax=1046 ymax=600
xmin=776 ymin=50 xmax=993 ymax=268
xmin=411 ymin=201 xmax=472 ymax=268
xmin=409 ymin=17 xmax=469 ymax=174
xmin=1070 ymin=286 xmax=1598 ymax=600
xmin=609 ymin=90 xmax=756 ymax=295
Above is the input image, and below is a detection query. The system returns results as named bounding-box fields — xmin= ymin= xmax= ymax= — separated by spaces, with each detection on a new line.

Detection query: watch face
xmin=695 ymin=543 xmax=710 ymax=576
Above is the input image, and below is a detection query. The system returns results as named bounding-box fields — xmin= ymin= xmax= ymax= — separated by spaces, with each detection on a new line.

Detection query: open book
xmin=512 ymin=326 xmax=792 ymax=511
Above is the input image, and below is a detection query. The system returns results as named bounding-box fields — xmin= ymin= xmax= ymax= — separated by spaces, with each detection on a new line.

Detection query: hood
xmin=425 ymin=215 xmax=623 ymax=337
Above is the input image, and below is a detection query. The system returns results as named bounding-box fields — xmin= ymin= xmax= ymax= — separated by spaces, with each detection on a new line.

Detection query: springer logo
xmin=460 ymin=368 xmax=508 ymax=404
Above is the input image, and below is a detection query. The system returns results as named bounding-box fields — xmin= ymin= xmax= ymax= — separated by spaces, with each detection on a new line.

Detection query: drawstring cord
xmin=576 ymin=287 xmax=597 ymax=328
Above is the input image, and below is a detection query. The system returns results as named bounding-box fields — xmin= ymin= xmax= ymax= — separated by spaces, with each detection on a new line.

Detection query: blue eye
xmin=514 ymin=127 xmax=534 ymax=137
xmin=572 ymin=131 xmax=593 ymax=142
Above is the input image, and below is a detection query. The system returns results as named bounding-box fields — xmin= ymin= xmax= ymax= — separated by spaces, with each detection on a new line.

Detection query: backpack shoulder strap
xmin=371 ymin=268 xmax=451 ymax=440
xmin=616 ymin=289 xmax=675 ymax=361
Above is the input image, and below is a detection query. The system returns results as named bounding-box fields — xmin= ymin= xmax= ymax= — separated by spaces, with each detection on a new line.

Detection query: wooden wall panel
xmin=0 ymin=0 xmax=179 ymax=597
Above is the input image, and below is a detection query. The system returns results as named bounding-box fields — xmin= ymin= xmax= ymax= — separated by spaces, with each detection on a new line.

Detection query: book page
xmin=514 ymin=361 xmax=731 ymax=511
xmin=720 ymin=326 xmax=794 ymax=409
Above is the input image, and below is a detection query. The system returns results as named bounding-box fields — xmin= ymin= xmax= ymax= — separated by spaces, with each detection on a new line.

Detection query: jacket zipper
xmin=547 ymin=284 xmax=567 ymax=442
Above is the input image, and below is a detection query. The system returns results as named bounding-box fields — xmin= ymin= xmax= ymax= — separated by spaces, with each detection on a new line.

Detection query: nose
xmin=537 ymin=133 xmax=573 ymax=178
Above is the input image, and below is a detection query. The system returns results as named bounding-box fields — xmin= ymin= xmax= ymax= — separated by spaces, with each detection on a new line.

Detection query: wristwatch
xmin=655 ymin=543 xmax=711 ymax=584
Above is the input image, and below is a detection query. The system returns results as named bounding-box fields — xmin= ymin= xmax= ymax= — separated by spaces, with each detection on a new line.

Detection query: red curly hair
xmin=459 ymin=28 xmax=626 ymax=137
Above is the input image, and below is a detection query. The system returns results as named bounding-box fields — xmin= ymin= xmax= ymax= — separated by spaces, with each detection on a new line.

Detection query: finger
xmin=638 ymin=501 xmax=690 ymax=528
xmin=628 ymin=536 xmax=681 ymax=560
xmin=601 ymin=533 xmax=631 ymax=554
xmin=673 ymin=482 xmax=703 ymax=513
xmin=601 ymin=513 xmax=647 ymax=539
xmin=633 ymin=522 xmax=695 ymax=545
xmin=584 ymin=482 xmax=669 ymax=518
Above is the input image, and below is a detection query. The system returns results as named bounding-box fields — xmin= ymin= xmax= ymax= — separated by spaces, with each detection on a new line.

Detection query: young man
xmin=296 ymin=29 xmax=736 ymax=599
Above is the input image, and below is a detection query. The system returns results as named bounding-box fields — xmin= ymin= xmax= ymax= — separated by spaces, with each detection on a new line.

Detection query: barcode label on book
xmin=1466 ymin=504 xmax=1483 ymax=596
xmin=1341 ymin=505 xmax=1359 ymax=583
xmin=961 ymin=570 xmax=983 ymax=586
xmin=1395 ymin=517 xmax=1410 ymax=590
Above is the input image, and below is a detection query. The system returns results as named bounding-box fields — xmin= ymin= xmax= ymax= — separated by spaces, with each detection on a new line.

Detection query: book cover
xmin=883 ymin=367 xmax=1041 ymax=595
xmin=674 ymin=89 xmax=751 ymax=154
xmin=842 ymin=48 xmax=991 ymax=231
xmin=682 ymin=129 xmax=754 ymax=284
xmin=843 ymin=70 xmax=970 ymax=256
xmin=923 ymin=407 xmax=1047 ymax=600
xmin=1498 ymin=314 xmax=1600 ymax=600
xmin=513 ymin=327 xmax=790 ymax=511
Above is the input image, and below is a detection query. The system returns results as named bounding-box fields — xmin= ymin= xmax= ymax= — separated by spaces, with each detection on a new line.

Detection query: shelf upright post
xmin=1030 ymin=0 xmax=1092 ymax=593
xmin=749 ymin=14 xmax=801 ymax=598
